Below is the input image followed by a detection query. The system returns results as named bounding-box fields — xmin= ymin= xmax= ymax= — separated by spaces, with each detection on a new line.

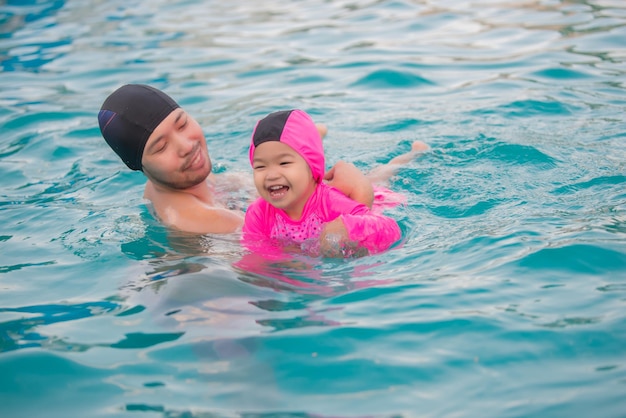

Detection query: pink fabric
xmin=243 ymin=183 xmax=401 ymax=256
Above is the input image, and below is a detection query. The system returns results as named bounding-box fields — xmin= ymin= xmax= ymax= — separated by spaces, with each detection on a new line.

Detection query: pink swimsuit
xmin=243 ymin=183 xmax=401 ymax=255
xmin=242 ymin=109 xmax=403 ymax=257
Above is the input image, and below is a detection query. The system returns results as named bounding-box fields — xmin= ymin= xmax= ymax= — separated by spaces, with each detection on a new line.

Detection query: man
xmin=98 ymin=84 xmax=374 ymax=235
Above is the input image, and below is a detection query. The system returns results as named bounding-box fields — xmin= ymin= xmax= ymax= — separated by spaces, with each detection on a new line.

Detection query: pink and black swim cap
xmin=98 ymin=84 xmax=179 ymax=171
xmin=249 ymin=109 xmax=325 ymax=182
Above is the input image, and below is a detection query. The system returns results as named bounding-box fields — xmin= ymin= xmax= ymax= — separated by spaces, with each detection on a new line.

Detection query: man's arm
xmin=161 ymin=201 xmax=244 ymax=234
xmin=324 ymin=140 xmax=430 ymax=207
xmin=316 ymin=123 xmax=374 ymax=208
xmin=145 ymin=188 xmax=244 ymax=234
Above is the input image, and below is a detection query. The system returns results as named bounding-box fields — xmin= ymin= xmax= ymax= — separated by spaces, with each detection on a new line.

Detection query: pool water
xmin=1 ymin=0 xmax=625 ymax=416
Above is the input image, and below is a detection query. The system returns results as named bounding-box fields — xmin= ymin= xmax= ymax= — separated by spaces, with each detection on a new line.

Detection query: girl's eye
xmin=280 ymin=161 xmax=292 ymax=166
xmin=253 ymin=165 xmax=265 ymax=170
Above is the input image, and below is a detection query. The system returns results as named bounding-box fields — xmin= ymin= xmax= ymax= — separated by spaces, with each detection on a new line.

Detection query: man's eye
xmin=153 ymin=143 xmax=166 ymax=153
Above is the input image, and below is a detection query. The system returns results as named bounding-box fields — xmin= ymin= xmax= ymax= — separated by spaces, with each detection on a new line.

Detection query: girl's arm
xmin=319 ymin=211 xmax=401 ymax=258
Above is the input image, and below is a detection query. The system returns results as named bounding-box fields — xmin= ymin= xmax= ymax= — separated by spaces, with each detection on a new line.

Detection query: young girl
xmin=242 ymin=109 xmax=426 ymax=258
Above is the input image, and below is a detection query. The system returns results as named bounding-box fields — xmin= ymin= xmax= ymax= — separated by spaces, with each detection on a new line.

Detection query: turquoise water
xmin=1 ymin=0 xmax=625 ymax=416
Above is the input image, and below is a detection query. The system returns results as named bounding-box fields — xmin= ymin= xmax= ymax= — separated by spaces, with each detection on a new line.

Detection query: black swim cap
xmin=98 ymin=84 xmax=180 ymax=171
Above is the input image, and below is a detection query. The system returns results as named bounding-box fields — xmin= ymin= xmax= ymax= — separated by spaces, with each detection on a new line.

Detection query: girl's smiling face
xmin=252 ymin=141 xmax=317 ymax=220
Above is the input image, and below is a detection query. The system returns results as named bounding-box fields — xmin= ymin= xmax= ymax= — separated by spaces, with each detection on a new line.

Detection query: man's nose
xmin=174 ymin=132 xmax=195 ymax=156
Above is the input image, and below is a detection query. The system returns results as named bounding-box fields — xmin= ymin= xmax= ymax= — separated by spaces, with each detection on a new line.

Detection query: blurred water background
xmin=0 ymin=0 xmax=625 ymax=416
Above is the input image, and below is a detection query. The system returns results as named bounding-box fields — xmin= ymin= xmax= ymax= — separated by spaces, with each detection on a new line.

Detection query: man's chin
xmin=145 ymin=161 xmax=212 ymax=190
xmin=174 ymin=173 xmax=209 ymax=190
xmin=154 ymin=171 xmax=209 ymax=190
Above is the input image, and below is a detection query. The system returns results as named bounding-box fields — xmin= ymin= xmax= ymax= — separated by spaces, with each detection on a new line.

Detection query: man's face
xmin=141 ymin=109 xmax=212 ymax=190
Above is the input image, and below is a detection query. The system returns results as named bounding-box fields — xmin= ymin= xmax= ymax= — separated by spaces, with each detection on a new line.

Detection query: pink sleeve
xmin=325 ymin=187 xmax=402 ymax=254
xmin=241 ymin=199 xmax=287 ymax=259
xmin=242 ymin=198 xmax=266 ymax=236
xmin=340 ymin=212 xmax=401 ymax=254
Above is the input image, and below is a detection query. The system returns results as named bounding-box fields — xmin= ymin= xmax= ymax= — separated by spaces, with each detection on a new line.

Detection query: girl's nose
xmin=265 ymin=166 xmax=280 ymax=180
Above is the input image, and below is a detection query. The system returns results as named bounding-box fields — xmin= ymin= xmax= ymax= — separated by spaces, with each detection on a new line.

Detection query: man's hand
xmin=324 ymin=161 xmax=374 ymax=208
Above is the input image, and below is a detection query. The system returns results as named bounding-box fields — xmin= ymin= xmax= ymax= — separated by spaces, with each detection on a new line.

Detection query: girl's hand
xmin=319 ymin=218 xmax=368 ymax=258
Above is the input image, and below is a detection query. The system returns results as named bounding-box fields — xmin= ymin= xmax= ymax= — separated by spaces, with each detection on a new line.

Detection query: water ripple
xmin=0 ymin=0 xmax=625 ymax=416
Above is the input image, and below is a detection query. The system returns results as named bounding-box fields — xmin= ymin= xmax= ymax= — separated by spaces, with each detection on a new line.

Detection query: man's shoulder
xmin=144 ymin=182 xmax=244 ymax=234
